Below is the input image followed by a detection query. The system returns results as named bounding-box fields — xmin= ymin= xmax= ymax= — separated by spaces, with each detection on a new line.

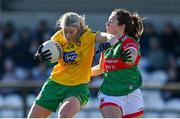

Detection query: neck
xmin=75 ymin=28 xmax=84 ymax=41
xmin=115 ymin=33 xmax=121 ymax=38
xmin=116 ymin=32 xmax=125 ymax=38
xmin=118 ymin=33 xmax=128 ymax=42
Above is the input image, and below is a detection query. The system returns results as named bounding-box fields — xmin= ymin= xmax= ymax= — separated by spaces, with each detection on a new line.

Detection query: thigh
xmin=58 ymin=84 xmax=90 ymax=118
xmin=58 ymin=97 xmax=81 ymax=118
xmin=123 ymin=89 xmax=144 ymax=118
xmin=98 ymin=92 xmax=124 ymax=118
xmin=101 ymin=105 xmax=122 ymax=118
xmin=35 ymin=79 xmax=65 ymax=112
xmin=28 ymin=103 xmax=52 ymax=118
xmin=64 ymin=83 xmax=90 ymax=107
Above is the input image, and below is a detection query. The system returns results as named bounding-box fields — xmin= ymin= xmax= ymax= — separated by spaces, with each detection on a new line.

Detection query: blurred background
xmin=0 ymin=0 xmax=180 ymax=118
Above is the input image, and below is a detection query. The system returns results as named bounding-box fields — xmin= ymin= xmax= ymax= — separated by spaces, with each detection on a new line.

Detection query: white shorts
xmin=98 ymin=88 xmax=144 ymax=118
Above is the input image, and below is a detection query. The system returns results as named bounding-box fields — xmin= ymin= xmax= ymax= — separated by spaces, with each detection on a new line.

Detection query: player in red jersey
xmin=91 ymin=9 xmax=145 ymax=118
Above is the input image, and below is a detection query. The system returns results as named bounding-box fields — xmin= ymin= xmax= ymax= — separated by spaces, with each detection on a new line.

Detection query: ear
xmin=118 ymin=24 xmax=125 ymax=33
xmin=121 ymin=24 xmax=126 ymax=31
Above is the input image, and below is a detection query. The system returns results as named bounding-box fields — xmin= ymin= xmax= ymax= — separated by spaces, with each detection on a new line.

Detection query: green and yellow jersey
xmin=50 ymin=28 xmax=98 ymax=86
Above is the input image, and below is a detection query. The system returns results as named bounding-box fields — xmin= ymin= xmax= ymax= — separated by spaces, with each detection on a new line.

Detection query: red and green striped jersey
xmin=100 ymin=34 xmax=142 ymax=96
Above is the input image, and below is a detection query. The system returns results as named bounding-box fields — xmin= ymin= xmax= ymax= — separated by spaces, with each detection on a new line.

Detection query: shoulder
xmin=81 ymin=27 xmax=99 ymax=43
xmin=51 ymin=30 xmax=67 ymax=45
xmin=122 ymin=37 xmax=139 ymax=49
xmin=51 ymin=30 xmax=63 ymax=39
xmin=83 ymin=27 xmax=98 ymax=36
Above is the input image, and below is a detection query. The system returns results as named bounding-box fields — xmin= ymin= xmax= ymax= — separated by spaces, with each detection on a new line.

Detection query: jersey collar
xmin=118 ymin=33 xmax=128 ymax=42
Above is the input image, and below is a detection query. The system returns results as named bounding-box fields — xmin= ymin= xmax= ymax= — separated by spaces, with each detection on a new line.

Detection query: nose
xmin=105 ymin=21 xmax=109 ymax=27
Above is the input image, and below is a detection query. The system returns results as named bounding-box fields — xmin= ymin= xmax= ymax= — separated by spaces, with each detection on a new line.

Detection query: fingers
xmin=122 ymin=49 xmax=130 ymax=57
xmin=124 ymin=51 xmax=131 ymax=56
xmin=42 ymin=49 xmax=50 ymax=54
xmin=41 ymin=50 xmax=51 ymax=57
xmin=38 ymin=45 xmax=43 ymax=53
xmin=34 ymin=47 xmax=52 ymax=62
xmin=121 ymin=49 xmax=132 ymax=62
xmin=42 ymin=56 xmax=52 ymax=61
xmin=40 ymin=50 xmax=52 ymax=61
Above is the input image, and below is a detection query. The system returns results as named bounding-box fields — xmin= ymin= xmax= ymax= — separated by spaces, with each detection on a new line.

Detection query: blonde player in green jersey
xmin=28 ymin=12 xmax=119 ymax=118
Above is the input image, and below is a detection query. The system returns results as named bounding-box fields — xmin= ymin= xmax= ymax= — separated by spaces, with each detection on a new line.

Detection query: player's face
xmin=63 ymin=26 xmax=78 ymax=42
xmin=106 ymin=13 xmax=124 ymax=37
xmin=105 ymin=13 xmax=119 ymax=35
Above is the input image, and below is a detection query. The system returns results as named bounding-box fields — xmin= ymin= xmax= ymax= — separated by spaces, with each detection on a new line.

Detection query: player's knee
xmin=58 ymin=112 xmax=69 ymax=118
xmin=58 ymin=107 xmax=80 ymax=118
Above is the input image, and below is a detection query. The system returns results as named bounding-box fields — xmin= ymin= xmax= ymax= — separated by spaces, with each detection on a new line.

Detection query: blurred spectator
xmin=34 ymin=20 xmax=52 ymax=44
xmin=2 ymin=22 xmax=18 ymax=42
xmin=2 ymin=37 xmax=17 ymax=62
xmin=162 ymin=55 xmax=180 ymax=101
xmin=32 ymin=63 xmax=49 ymax=81
xmin=16 ymin=26 xmax=33 ymax=68
xmin=160 ymin=22 xmax=179 ymax=55
xmin=0 ymin=24 xmax=2 ymax=44
xmin=28 ymin=40 xmax=40 ymax=67
xmin=1 ymin=58 xmax=18 ymax=82
xmin=32 ymin=63 xmax=49 ymax=94
xmin=0 ymin=47 xmax=4 ymax=78
xmin=1 ymin=58 xmax=19 ymax=95
xmin=1 ymin=22 xmax=18 ymax=62
xmin=146 ymin=37 xmax=167 ymax=72
xmin=141 ymin=22 xmax=159 ymax=56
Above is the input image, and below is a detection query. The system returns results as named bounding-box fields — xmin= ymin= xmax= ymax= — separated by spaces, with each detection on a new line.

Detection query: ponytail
xmin=113 ymin=9 xmax=145 ymax=41
xmin=131 ymin=13 xmax=144 ymax=41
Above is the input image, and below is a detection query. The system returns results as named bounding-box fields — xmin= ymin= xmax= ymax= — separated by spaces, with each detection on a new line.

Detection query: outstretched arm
xmin=95 ymin=32 xmax=118 ymax=45
xmin=91 ymin=53 xmax=104 ymax=76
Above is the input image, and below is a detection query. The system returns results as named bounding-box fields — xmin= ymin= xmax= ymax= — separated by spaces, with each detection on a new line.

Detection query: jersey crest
xmin=63 ymin=51 xmax=78 ymax=64
xmin=63 ymin=42 xmax=79 ymax=64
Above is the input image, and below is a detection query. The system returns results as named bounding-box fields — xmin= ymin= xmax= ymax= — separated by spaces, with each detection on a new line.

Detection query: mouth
xmin=106 ymin=27 xmax=110 ymax=33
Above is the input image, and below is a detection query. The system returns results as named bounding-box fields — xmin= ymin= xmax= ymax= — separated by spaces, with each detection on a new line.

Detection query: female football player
xmin=28 ymin=12 xmax=118 ymax=118
xmin=91 ymin=9 xmax=144 ymax=118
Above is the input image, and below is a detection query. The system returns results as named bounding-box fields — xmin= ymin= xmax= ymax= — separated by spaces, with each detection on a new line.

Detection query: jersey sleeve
xmin=122 ymin=38 xmax=141 ymax=65
xmin=122 ymin=38 xmax=138 ymax=51
xmin=50 ymin=30 xmax=66 ymax=46
xmin=50 ymin=31 xmax=61 ymax=42
xmin=86 ymin=30 xmax=99 ymax=45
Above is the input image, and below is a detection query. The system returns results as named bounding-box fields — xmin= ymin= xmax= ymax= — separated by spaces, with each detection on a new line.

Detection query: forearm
xmin=95 ymin=32 xmax=118 ymax=45
xmin=91 ymin=65 xmax=104 ymax=77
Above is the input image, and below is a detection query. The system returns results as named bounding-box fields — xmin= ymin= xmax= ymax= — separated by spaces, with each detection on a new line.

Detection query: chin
xmin=106 ymin=30 xmax=113 ymax=35
xmin=66 ymin=39 xmax=73 ymax=42
xmin=106 ymin=30 xmax=111 ymax=34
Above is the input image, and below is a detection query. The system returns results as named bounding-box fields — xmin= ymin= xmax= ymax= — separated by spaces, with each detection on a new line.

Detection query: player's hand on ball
xmin=34 ymin=44 xmax=52 ymax=62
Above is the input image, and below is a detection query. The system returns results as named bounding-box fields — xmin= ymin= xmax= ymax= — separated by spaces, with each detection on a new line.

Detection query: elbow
xmin=91 ymin=68 xmax=104 ymax=77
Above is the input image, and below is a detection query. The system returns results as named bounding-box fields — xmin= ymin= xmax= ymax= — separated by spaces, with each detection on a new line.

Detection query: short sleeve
xmin=50 ymin=31 xmax=61 ymax=42
xmin=85 ymin=29 xmax=99 ymax=45
xmin=122 ymin=38 xmax=138 ymax=51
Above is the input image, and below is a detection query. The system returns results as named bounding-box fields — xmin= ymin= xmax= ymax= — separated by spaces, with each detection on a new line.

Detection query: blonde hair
xmin=56 ymin=12 xmax=87 ymax=29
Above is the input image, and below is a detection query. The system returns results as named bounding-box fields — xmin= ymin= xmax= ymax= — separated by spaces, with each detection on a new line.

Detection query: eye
xmin=109 ymin=19 xmax=113 ymax=23
xmin=63 ymin=30 xmax=68 ymax=34
xmin=108 ymin=19 xmax=114 ymax=24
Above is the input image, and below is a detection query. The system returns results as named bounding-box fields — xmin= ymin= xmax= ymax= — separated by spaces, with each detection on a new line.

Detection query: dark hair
xmin=113 ymin=9 xmax=144 ymax=41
